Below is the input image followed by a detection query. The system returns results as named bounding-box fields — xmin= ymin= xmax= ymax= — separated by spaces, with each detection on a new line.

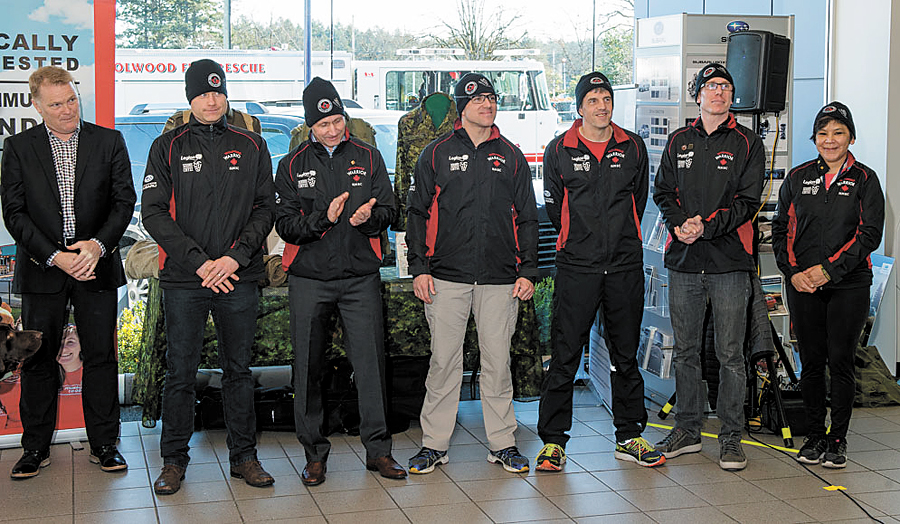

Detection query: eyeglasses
xmin=469 ymin=94 xmax=498 ymax=104
xmin=702 ymin=82 xmax=734 ymax=92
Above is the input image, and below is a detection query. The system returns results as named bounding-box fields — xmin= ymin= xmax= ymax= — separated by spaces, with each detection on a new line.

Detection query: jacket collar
xmin=816 ymin=151 xmax=856 ymax=175
xmin=188 ymin=113 xmax=228 ymax=133
xmin=453 ymin=118 xmax=501 ymax=145
xmin=689 ymin=113 xmax=738 ymax=136
xmin=562 ymin=118 xmax=628 ymax=149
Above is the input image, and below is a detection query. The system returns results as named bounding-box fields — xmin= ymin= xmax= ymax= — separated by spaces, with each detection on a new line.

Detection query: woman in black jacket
xmin=772 ymin=102 xmax=884 ymax=469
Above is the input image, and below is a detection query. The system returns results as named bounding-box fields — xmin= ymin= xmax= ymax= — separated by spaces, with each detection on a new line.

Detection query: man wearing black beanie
xmin=275 ymin=77 xmax=405 ymax=485
xmin=653 ymin=62 xmax=764 ymax=471
xmin=406 ymin=72 xmax=538 ymax=475
xmin=143 ymin=58 xmax=276 ymax=494
xmin=536 ymin=72 xmax=662 ymax=471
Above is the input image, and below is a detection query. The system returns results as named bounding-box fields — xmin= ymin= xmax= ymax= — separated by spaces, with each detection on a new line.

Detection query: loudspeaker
xmin=727 ymin=30 xmax=791 ymax=113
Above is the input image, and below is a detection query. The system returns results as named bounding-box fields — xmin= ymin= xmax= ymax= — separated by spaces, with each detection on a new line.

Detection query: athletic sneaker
xmin=408 ymin=447 xmax=448 ymax=474
xmin=719 ymin=438 xmax=747 ymax=471
xmin=615 ymin=437 xmax=666 ymax=467
xmin=796 ymin=435 xmax=828 ymax=465
xmin=487 ymin=446 xmax=529 ymax=473
xmin=534 ymin=443 xmax=566 ymax=471
xmin=655 ymin=427 xmax=702 ymax=458
xmin=822 ymin=437 xmax=848 ymax=469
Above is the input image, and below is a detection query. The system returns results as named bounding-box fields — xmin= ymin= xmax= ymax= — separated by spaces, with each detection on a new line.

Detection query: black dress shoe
xmin=10 ymin=449 xmax=50 ymax=479
xmin=89 ymin=444 xmax=128 ymax=472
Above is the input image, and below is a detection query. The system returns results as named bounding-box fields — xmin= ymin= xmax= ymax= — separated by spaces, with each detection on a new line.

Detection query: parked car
xmin=115 ymin=111 xmax=306 ymax=308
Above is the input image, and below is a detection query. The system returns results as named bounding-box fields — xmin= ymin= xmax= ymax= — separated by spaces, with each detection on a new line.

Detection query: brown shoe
xmin=230 ymin=460 xmax=274 ymax=487
xmin=153 ymin=464 xmax=186 ymax=495
xmin=365 ymin=455 xmax=408 ymax=479
xmin=301 ymin=460 xmax=326 ymax=486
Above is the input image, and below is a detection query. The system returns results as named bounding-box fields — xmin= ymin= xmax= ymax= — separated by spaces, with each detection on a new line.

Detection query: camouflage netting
xmin=133 ymin=278 xmax=544 ymax=426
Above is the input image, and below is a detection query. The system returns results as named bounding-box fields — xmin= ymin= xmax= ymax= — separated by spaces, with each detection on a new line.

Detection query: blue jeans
xmin=668 ymin=270 xmax=749 ymax=440
xmin=160 ymin=283 xmax=259 ymax=467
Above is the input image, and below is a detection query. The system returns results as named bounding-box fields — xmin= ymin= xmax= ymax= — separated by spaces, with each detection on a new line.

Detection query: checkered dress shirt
xmin=47 ymin=126 xmax=79 ymax=240
xmin=45 ymin=125 xmax=105 ymax=265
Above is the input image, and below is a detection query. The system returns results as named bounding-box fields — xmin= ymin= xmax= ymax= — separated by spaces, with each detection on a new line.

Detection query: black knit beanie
xmin=302 ymin=77 xmax=346 ymax=127
xmin=812 ymin=101 xmax=856 ymax=141
xmin=454 ymin=73 xmax=496 ymax=115
xmin=691 ymin=63 xmax=733 ymax=103
xmin=185 ymin=59 xmax=227 ymax=102
xmin=575 ymin=72 xmax=613 ymax=115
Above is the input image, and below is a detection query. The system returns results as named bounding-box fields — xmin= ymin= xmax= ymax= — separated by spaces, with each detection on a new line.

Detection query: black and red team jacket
xmin=653 ymin=114 xmax=764 ymax=274
xmin=406 ymin=121 xmax=539 ymax=285
xmin=772 ymin=152 xmax=884 ymax=289
xmin=142 ymin=116 xmax=274 ymax=289
xmin=274 ymin=130 xmax=397 ymax=281
xmin=543 ymin=119 xmax=649 ymax=273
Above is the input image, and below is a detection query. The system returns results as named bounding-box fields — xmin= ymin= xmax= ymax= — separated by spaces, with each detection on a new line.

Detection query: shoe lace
xmin=660 ymin=428 xmax=686 ymax=447
xmin=415 ymin=447 xmax=441 ymax=461
xmin=829 ymin=438 xmax=847 ymax=455
xmin=624 ymin=437 xmax=652 ymax=454
xmin=496 ymin=446 xmax=523 ymax=461
xmin=540 ymin=444 xmax=561 ymax=459
xmin=722 ymin=439 xmax=742 ymax=456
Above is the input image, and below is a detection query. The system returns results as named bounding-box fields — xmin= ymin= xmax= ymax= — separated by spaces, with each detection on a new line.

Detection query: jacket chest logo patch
xmin=487 ymin=153 xmax=506 ymax=172
xmin=677 ymin=151 xmax=694 ymax=169
xmin=180 ymin=153 xmax=202 ymax=173
xmin=572 ymin=154 xmax=590 ymax=172
xmin=223 ymin=150 xmax=242 ymax=171
xmin=801 ymin=179 xmax=820 ymax=195
xmin=297 ymin=169 xmax=316 ymax=189
xmin=715 ymin=151 xmax=734 ymax=171
xmin=347 ymin=166 xmax=367 ymax=186
xmin=606 ymin=149 xmax=625 ymax=168
xmin=449 ymin=154 xmax=469 ymax=172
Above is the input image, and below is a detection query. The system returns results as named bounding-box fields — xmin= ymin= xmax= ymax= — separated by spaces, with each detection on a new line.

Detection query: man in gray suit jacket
xmin=1 ymin=66 xmax=136 ymax=479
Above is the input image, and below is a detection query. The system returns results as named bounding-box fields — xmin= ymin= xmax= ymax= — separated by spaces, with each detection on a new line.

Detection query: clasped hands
xmin=674 ymin=216 xmax=705 ymax=245
xmin=790 ymin=264 xmax=829 ymax=293
xmin=54 ymin=240 xmax=101 ymax=281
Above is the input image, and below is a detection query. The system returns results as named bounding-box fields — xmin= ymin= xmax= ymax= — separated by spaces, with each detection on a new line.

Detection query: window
xmin=384 ymin=69 xmax=546 ymax=113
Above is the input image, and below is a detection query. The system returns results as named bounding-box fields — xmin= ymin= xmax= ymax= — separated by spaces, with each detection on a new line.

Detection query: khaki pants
xmin=420 ymin=278 xmax=519 ymax=451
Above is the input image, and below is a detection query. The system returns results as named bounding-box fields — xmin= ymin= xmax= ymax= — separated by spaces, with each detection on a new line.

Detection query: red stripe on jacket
xmin=632 ymin=194 xmax=642 ymax=241
xmin=556 ymin=187 xmax=570 ymax=250
xmin=828 ymin=201 xmax=864 ymax=264
xmin=425 ymin=186 xmax=442 ymax=257
xmin=786 ymin=202 xmax=798 ymax=269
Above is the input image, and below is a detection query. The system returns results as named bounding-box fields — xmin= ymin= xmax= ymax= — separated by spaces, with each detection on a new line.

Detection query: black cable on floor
xmin=744 ymin=430 xmax=885 ymax=523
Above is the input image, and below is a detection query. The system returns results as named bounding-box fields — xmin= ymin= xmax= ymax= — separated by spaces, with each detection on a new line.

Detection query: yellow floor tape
xmin=647 ymin=421 xmax=799 ymax=453
xmin=646 ymin=422 xmax=847 ymax=492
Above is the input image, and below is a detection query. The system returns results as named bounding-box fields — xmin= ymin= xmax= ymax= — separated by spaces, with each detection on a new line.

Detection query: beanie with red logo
xmin=185 ymin=59 xmax=227 ymax=102
xmin=303 ymin=77 xmax=346 ymax=127
xmin=575 ymin=72 xmax=613 ymax=115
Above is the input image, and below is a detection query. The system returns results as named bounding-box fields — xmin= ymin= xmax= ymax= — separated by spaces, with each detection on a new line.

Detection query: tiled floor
xmin=3 ymin=389 xmax=900 ymax=523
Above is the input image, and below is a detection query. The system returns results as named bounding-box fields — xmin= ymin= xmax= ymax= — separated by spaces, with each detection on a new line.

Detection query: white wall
xmin=831 ymin=0 xmax=900 ymax=367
